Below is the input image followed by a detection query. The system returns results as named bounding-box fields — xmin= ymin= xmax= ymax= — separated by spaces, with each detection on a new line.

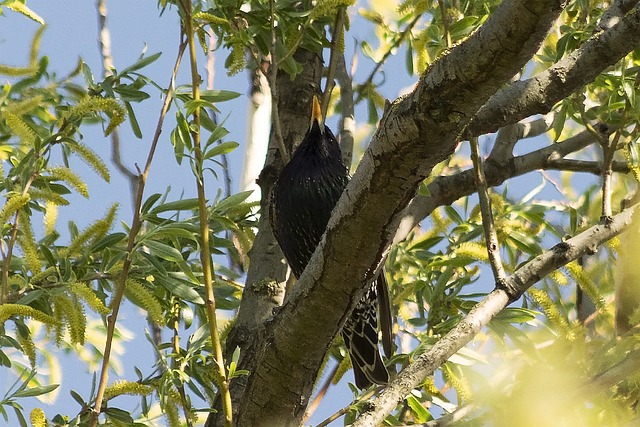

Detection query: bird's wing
xmin=376 ymin=272 xmax=394 ymax=358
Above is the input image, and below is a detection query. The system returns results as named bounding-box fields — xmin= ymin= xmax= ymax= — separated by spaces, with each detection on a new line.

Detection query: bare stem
xmin=96 ymin=0 xmax=137 ymax=189
xmin=470 ymin=136 xmax=506 ymax=281
xmin=181 ymin=1 xmax=233 ymax=426
xmin=89 ymin=31 xmax=187 ymax=427
xmin=356 ymin=13 xmax=421 ymax=103
xmin=302 ymin=362 xmax=340 ymax=423
xmin=438 ymin=0 xmax=452 ymax=47
xmin=321 ymin=8 xmax=345 ymax=119
xmin=173 ymin=310 xmax=194 ymax=427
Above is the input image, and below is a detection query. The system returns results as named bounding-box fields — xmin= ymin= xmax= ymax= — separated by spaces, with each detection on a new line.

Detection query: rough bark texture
xmin=227 ymin=1 xmax=566 ymax=426
xmin=465 ymin=4 xmax=640 ymax=137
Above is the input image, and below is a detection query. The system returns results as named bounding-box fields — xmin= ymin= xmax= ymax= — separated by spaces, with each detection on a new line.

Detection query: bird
xmin=270 ymin=95 xmax=392 ymax=388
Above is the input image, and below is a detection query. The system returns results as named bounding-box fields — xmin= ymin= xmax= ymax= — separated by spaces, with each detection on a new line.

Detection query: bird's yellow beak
xmin=311 ymin=95 xmax=324 ymax=134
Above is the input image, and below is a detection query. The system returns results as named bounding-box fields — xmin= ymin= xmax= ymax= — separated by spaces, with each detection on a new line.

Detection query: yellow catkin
xmin=69 ymin=282 xmax=109 ymax=315
xmin=4 ymin=95 xmax=44 ymax=116
xmin=548 ymin=268 xmax=569 ymax=286
xmin=164 ymin=396 xmax=181 ymax=427
xmin=29 ymin=408 xmax=48 ymax=427
xmin=0 ymin=64 xmax=38 ymax=76
xmin=47 ymin=166 xmax=89 ymax=198
xmin=431 ymin=207 xmax=451 ymax=235
xmin=30 ymin=266 xmax=57 ymax=285
xmin=528 ymin=288 xmax=574 ymax=339
xmin=193 ymin=12 xmax=228 ymax=26
xmin=4 ymin=112 xmax=37 ymax=143
xmin=68 ymin=297 xmax=86 ymax=346
xmin=64 ymin=204 xmax=118 ymax=256
xmin=43 ymin=201 xmax=58 ymax=235
xmin=51 ymin=294 xmax=86 ymax=346
xmin=63 ymin=97 xmax=126 ymax=136
xmin=454 ymin=241 xmax=489 ymax=262
xmin=310 ymin=0 xmax=356 ymax=19
xmin=443 ymin=363 xmax=471 ymax=402
xmin=226 ymin=45 xmax=246 ymax=77
xmin=0 ymin=304 xmax=58 ymax=326
xmin=103 ymin=380 xmax=154 ymax=401
xmin=125 ymin=279 xmax=164 ymax=324
xmin=66 ymin=142 xmax=110 ymax=182
xmin=17 ymin=327 xmax=37 ymax=367
xmin=28 ymin=188 xmax=70 ymax=206
xmin=18 ymin=210 xmax=41 ymax=273
xmin=566 ymin=261 xmax=605 ymax=311
xmin=0 ymin=194 xmax=30 ymax=225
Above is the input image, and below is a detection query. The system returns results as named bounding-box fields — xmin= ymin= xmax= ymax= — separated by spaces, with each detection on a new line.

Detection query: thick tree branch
xmin=395 ymin=128 xmax=605 ymax=245
xmin=466 ymin=4 xmax=640 ymax=137
xmin=352 ymin=204 xmax=638 ymax=426
xmin=235 ymin=1 xmax=566 ymax=425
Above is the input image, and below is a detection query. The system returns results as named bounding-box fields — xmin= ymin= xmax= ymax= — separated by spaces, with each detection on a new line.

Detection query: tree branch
xmin=470 ymin=136 xmax=506 ymax=281
xmin=352 ymin=204 xmax=638 ymax=426
xmin=466 ymin=4 xmax=640 ymax=137
xmin=394 ymin=128 xmax=606 ymax=245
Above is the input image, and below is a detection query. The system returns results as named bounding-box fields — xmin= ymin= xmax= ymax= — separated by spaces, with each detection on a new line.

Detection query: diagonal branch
xmin=466 ymin=4 xmax=640 ymax=137
xmin=352 ymin=204 xmax=638 ymax=426
xmin=394 ymin=127 xmax=606 ymax=245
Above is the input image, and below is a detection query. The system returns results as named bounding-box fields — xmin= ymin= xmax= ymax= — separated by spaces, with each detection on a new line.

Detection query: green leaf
xmin=112 ymin=85 xmax=150 ymax=102
xmin=406 ymin=395 xmax=430 ymax=423
xmin=91 ymin=232 xmax=127 ymax=252
xmin=204 ymin=141 xmax=239 ymax=160
xmin=13 ymin=383 xmax=59 ymax=398
xmin=143 ymin=239 xmax=185 ymax=263
xmin=199 ymin=89 xmax=240 ymax=103
xmin=157 ymin=274 xmax=204 ymax=304
xmin=141 ymin=193 xmax=163 ymax=215
xmin=213 ymin=191 xmax=252 ymax=213
xmin=184 ymin=99 xmax=217 ymax=117
xmin=104 ymin=407 xmax=134 ymax=423
xmin=493 ymin=307 xmax=539 ymax=323
xmin=125 ymin=101 xmax=142 ymax=138
xmin=120 ymin=52 xmax=162 ymax=74
xmin=149 ymin=198 xmax=200 ymax=214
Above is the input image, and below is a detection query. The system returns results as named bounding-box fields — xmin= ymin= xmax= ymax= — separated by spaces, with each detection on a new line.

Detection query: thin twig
xmin=336 ymin=53 xmax=355 ymax=169
xmin=546 ymin=158 xmax=629 ymax=174
xmin=302 ymin=362 xmax=340 ymax=423
xmin=321 ymin=8 xmax=345 ymax=119
xmin=316 ymin=388 xmax=378 ymax=427
xmin=470 ymin=136 xmax=507 ymax=281
xmin=600 ymin=132 xmax=617 ymax=222
xmin=96 ymin=0 xmax=166 ymax=360
xmin=0 ymin=173 xmax=38 ymax=304
xmin=173 ymin=312 xmax=194 ymax=427
xmin=356 ymin=13 xmax=421 ymax=103
xmin=438 ymin=0 xmax=452 ymax=48
xmin=89 ymin=30 xmax=188 ymax=427
xmin=96 ymin=0 xmax=137 ymax=187
xmin=181 ymin=1 xmax=233 ymax=425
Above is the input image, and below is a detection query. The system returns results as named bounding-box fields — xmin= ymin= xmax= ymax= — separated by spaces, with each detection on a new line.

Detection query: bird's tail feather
xmin=342 ymin=280 xmax=391 ymax=389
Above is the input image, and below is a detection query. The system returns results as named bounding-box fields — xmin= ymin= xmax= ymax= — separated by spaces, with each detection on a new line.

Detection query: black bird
xmin=270 ymin=95 xmax=392 ymax=388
